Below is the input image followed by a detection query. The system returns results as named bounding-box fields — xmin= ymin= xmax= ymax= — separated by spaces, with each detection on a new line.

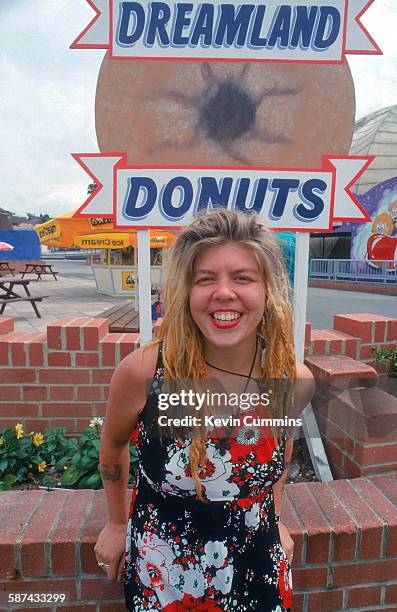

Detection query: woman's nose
xmin=212 ymin=280 xmax=236 ymax=300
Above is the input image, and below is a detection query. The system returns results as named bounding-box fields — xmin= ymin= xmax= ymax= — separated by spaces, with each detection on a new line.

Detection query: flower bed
xmin=0 ymin=418 xmax=138 ymax=491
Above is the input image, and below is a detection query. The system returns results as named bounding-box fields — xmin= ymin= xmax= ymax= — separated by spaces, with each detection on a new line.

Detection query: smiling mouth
xmin=211 ymin=311 xmax=242 ymax=322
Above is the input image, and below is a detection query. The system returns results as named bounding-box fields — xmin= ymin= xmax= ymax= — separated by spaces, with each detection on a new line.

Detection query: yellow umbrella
xmin=35 ymin=208 xmax=177 ymax=249
xmin=34 ymin=209 xmax=113 ymax=247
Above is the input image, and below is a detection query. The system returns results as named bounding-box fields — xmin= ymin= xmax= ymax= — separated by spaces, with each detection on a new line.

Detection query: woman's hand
xmin=94 ymin=522 xmax=128 ymax=582
xmin=278 ymin=522 xmax=294 ymax=565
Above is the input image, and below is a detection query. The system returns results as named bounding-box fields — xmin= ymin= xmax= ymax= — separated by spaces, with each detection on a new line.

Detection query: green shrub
xmin=374 ymin=347 xmax=397 ymax=378
xmin=0 ymin=418 xmax=138 ymax=491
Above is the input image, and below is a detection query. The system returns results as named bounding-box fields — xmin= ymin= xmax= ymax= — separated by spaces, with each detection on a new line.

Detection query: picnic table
xmin=0 ymin=277 xmax=48 ymax=318
xmin=21 ymin=262 xmax=58 ymax=281
xmin=0 ymin=261 xmax=15 ymax=276
xmin=98 ymin=301 xmax=140 ymax=332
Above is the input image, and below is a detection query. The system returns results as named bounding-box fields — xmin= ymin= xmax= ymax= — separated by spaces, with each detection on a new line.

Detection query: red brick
xmin=80 ymin=490 xmax=109 ymax=574
xmin=92 ymin=369 xmax=114 ymax=384
xmin=324 ymin=440 xmax=344 ymax=470
xmin=386 ymin=319 xmax=397 ymax=341
xmin=342 ymin=454 xmax=362 ymax=479
xmin=25 ymin=418 xmax=54 ymax=433
xmin=305 ymin=322 xmax=311 ymax=346
xmin=19 ymin=492 xmax=68 ymax=577
xmin=76 ymin=418 xmax=95 ymax=433
xmin=333 ymin=313 xmax=373 ymax=342
xmin=57 ymin=606 xmax=97 ymax=612
xmin=51 ymin=490 xmax=94 ymax=576
xmin=360 ymin=344 xmax=377 ymax=360
xmin=308 ymin=482 xmax=357 ymax=562
xmin=331 ymin=480 xmax=384 ymax=559
xmin=80 ymin=577 xmax=124 ymax=601
xmin=362 ymin=462 xmax=397 ymax=475
xmin=0 ymin=490 xmax=45 ymax=578
xmin=76 ymin=352 xmax=99 ymax=367
xmin=47 ymin=317 xmax=78 ymax=349
xmin=369 ymin=473 xmax=397 ymax=506
xmin=280 ymin=490 xmax=305 ymax=565
xmin=42 ymin=403 xmax=93 ymax=417
xmin=23 ymin=385 xmax=48 ymax=401
xmin=305 ymin=355 xmax=377 ymax=387
xmin=98 ymin=604 xmax=128 ymax=612
xmin=27 ymin=333 xmax=47 ymax=366
xmin=65 ymin=317 xmax=88 ymax=350
xmin=48 ymin=418 xmax=78 ymax=431
xmin=2 ymin=579 xmax=77 ymax=601
xmin=76 ymin=386 xmax=102 ymax=401
xmin=0 ymin=385 xmax=21 ymax=400
xmin=332 ymin=559 xmax=397 ymax=585
xmin=50 ymin=386 xmax=75 ymax=401
xmin=285 ymin=482 xmax=330 ymax=563
xmin=2 ymin=403 xmax=39 ymax=418
xmin=9 ymin=333 xmax=33 ymax=366
xmin=350 ymin=478 xmax=397 ymax=557
xmin=291 ymin=592 xmax=304 ymax=612
xmin=0 ymin=368 xmax=36 ymax=383
xmin=119 ymin=333 xmax=139 ymax=360
xmin=39 ymin=369 xmax=90 ymax=384
xmin=307 ymin=589 xmax=343 ymax=611
xmin=48 ymin=352 xmax=72 ymax=367
xmin=348 ymin=585 xmax=381 ymax=608
xmin=385 ymin=583 xmax=397 ymax=604
xmin=0 ymin=316 xmax=14 ymax=334
xmin=354 ymin=441 xmax=397 ymax=466
xmin=293 ymin=567 xmax=327 ymax=589
xmin=83 ymin=319 xmax=109 ymax=350
xmin=100 ymin=333 xmax=124 ymax=366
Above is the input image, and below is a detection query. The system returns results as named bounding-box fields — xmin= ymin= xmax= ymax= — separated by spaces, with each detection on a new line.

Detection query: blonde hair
xmin=157 ymin=209 xmax=297 ymax=500
xmin=371 ymin=213 xmax=394 ymax=235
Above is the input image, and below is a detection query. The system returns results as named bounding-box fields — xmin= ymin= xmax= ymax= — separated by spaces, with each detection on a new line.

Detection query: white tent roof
xmin=349 ymin=104 xmax=397 ymax=195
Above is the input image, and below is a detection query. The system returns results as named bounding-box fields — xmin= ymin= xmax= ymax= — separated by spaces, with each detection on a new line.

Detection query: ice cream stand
xmin=35 ymin=210 xmax=176 ymax=300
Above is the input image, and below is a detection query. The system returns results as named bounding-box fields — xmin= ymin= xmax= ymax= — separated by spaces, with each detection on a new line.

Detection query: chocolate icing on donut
xmin=95 ymin=57 xmax=355 ymax=167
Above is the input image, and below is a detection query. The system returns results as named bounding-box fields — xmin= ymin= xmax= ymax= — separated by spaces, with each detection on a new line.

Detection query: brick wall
xmin=309 ymin=279 xmax=397 ymax=296
xmin=1 ymin=475 xmax=397 ymax=611
xmin=0 ymin=317 xmax=139 ymax=435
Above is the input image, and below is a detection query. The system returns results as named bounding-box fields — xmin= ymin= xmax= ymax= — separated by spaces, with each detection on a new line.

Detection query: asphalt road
xmin=52 ymin=259 xmax=396 ymax=330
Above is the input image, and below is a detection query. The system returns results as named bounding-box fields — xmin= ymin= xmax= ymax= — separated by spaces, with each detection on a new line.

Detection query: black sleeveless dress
xmin=123 ymin=344 xmax=293 ymax=611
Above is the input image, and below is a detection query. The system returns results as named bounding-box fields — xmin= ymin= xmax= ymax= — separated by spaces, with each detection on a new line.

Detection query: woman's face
xmin=189 ymin=242 xmax=266 ymax=352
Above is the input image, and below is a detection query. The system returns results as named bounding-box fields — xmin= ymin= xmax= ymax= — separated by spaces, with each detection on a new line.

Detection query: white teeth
xmin=213 ymin=312 xmax=240 ymax=321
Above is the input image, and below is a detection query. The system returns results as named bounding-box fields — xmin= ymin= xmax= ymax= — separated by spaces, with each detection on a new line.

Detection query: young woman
xmin=94 ymin=209 xmax=314 ymax=611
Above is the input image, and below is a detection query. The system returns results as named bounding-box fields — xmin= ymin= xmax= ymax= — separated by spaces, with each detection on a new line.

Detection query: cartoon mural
xmin=339 ymin=176 xmax=397 ymax=267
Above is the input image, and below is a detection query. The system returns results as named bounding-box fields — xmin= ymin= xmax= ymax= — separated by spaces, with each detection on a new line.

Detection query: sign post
xmin=137 ymin=230 xmax=152 ymax=344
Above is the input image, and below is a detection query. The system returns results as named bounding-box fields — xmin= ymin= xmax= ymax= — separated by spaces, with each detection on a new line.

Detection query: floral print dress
xmin=124 ymin=344 xmax=293 ymax=611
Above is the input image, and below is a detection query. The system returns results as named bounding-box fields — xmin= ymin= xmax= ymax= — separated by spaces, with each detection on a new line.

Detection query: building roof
xmin=350 ymin=104 xmax=397 ymax=195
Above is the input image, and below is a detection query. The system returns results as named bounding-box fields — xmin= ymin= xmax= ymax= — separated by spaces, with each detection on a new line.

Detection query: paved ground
xmin=1 ymin=259 xmax=396 ymax=333
xmin=1 ymin=260 xmax=117 ymax=332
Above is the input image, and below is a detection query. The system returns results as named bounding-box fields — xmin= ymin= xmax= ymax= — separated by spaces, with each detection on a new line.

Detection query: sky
xmin=1 ymin=0 xmax=396 ymax=218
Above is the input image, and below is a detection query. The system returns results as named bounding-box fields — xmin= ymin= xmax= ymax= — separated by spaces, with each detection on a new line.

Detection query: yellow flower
xmin=32 ymin=432 xmax=44 ymax=446
xmin=0 ymin=436 xmax=4 ymax=447
xmin=37 ymin=461 xmax=47 ymax=473
xmin=15 ymin=423 xmax=24 ymax=439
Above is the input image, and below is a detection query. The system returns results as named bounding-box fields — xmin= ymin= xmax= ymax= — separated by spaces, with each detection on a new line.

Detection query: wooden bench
xmin=0 ymin=295 xmax=48 ymax=319
xmin=98 ymin=301 xmax=140 ymax=332
xmin=0 ymin=262 xmax=15 ymax=276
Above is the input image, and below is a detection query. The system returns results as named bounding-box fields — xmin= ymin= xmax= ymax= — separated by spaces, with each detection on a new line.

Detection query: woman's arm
xmin=94 ymin=344 xmax=157 ymax=580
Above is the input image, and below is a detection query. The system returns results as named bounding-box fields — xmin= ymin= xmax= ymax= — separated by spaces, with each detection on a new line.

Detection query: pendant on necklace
xmin=236 ymin=424 xmax=261 ymax=445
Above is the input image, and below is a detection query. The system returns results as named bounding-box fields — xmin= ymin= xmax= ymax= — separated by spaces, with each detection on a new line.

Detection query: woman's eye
xmin=196 ymin=277 xmax=213 ymax=285
xmin=235 ymin=276 xmax=252 ymax=282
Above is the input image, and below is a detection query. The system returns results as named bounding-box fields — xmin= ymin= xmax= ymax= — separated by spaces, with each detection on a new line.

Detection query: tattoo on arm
xmin=99 ymin=463 xmax=122 ymax=481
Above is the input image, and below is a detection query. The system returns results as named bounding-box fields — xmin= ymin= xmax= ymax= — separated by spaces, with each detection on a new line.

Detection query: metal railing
xmin=309 ymin=259 xmax=397 ymax=284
